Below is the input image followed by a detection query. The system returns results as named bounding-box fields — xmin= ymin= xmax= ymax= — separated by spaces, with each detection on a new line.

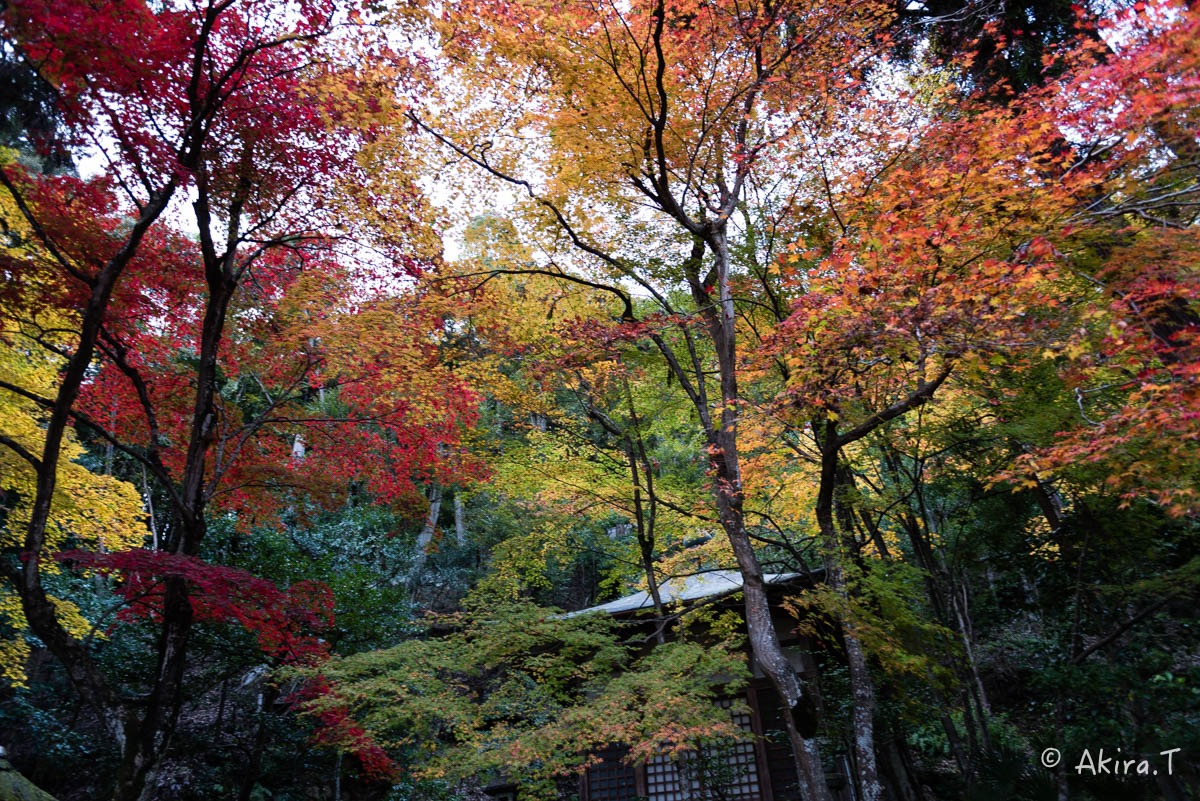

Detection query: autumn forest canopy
xmin=0 ymin=1 xmax=1197 ymax=800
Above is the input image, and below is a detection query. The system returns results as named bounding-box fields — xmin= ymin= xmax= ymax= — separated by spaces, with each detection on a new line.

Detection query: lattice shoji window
xmin=646 ymin=752 xmax=688 ymax=801
xmin=586 ymin=745 xmax=638 ymax=801
xmin=702 ymin=698 xmax=762 ymax=801
xmin=644 ymin=698 xmax=763 ymax=801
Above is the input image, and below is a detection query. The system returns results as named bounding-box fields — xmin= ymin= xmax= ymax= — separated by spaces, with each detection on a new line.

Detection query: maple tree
xmin=291 ymin=599 xmax=751 ymax=799
xmin=743 ymin=58 xmax=1083 ymax=795
xmin=392 ymin=2 xmax=906 ymax=796
xmin=760 ymin=0 xmax=1199 ymax=788
xmin=765 ymin=4 xmax=1198 ymax=797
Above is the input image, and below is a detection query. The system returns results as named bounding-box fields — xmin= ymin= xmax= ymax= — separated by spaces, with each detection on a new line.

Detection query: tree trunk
xmin=6 ymin=186 xmax=180 ymax=801
xmin=845 ymin=632 xmax=881 ymax=801
xmin=930 ymin=685 xmax=969 ymax=777
xmin=116 ymin=572 xmax=195 ymax=801
xmin=112 ymin=230 xmax=239 ymax=801
xmin=410 ymin=483 xmax=443 ymax=581
xmin=813 ymin=443 xmax=882 ymax=801
xmin=454 ymin=493 xmax=466 ymax=547
xmin=949 ymin=581 xmax=991 ymax=754
xmin=624 ymin=437 xmax=667 ymax=639
xmin=879 ymin=725 xmax=926 ymax=801
xmin=236 ymin=685 xmax=278 ymax=801
xmin=214 ymin=678 xmax=228 ymax=736
xmin=702 ymin=232 xmax=831 ymax=801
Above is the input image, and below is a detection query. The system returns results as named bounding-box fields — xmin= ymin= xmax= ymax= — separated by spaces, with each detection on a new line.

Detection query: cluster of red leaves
xmin=56 ymin=549 xmax=334 ymax=664
xmin=54 ymin=548 xmax=398 ymax=777
xmin=5 ymin=0 xmax=340 ymax=186
xmin=291 ymin=676 xmax=399 ymax=781
xmin=1003 ymin=0 xmax=1200 ymax=514
xmin=1014 ymin=230 xmax=1200 ymax=515
xmin=0 ymin=0 xmax=475 ymax=527
xmin=764 ymin=103 xmax=1073 ymax=428
xmin=13 ymin=192 xmax=486 ymax=527
xmin=764 ymin=0 xmax=1200 ymax=516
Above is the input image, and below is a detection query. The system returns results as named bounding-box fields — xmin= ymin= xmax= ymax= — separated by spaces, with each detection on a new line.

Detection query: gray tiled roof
xmin=566 ymin=569 xmax=801 ymax=617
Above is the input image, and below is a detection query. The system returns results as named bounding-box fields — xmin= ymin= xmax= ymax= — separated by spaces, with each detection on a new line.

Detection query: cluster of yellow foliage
xmin=0 ymin=317 xmax=148 ymax=686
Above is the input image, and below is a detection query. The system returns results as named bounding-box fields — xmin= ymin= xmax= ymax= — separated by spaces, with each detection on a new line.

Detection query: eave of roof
xmin=565 ymin=569 xmax=802 ymax=618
